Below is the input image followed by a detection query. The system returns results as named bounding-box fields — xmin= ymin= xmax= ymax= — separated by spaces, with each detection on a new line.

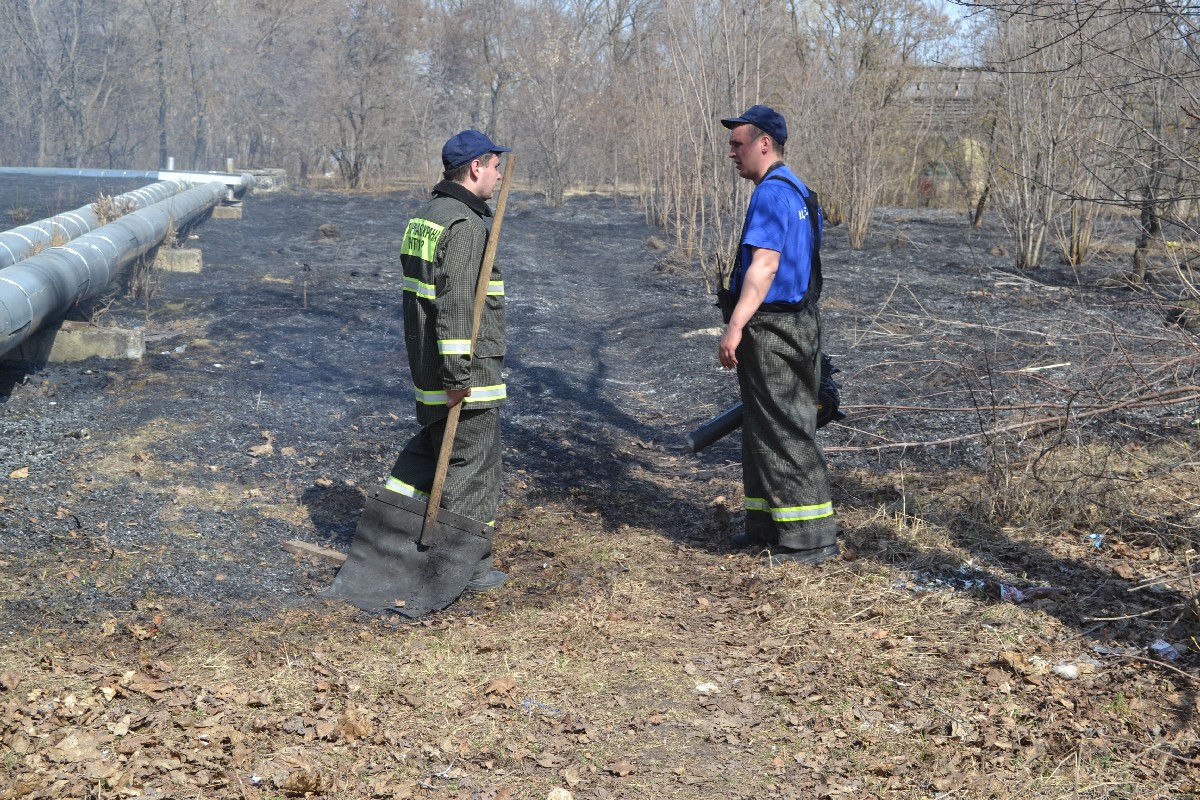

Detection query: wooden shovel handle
xmin=420 ymin=154 xmax=516 ymax=545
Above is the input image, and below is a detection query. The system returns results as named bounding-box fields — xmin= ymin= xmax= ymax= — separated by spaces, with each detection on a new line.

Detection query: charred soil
xmin=1 ymin=178 xmax=1198 ymax=798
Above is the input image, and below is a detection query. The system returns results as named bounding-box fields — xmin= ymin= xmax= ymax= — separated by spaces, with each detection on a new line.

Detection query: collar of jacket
xmin=431 ymin=180 xmax=493 ymax=218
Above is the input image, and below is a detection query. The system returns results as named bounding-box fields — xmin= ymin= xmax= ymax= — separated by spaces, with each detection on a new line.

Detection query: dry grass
xmin=90 ymin=192 xmax=137 ymax=226
xmin=84 ymin=418 xmax=202 ymax=487
xmin=976 ymin=438 xmax=1200 ymax=551
xmin=3 ymin=466 xmax=1198 ymax=799
xmin=6 ymin=204 xmax=30 ymax=225
xmin=126 ymin=256 xmax=162 ymax=304
xmin=3 ymin=200 xmax=1198 ymax=796
xmin=25 ymin=228 xmax=70 ymax=257
xmin=127 ymin=212 xmax=177 ymax=305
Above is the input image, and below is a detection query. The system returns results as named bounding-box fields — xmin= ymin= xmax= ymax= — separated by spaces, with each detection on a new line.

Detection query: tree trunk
xmin=1131 ymin=201 xmax=1161 ymax=286
xmin=972 ymin=181 xmax=990 ymax=228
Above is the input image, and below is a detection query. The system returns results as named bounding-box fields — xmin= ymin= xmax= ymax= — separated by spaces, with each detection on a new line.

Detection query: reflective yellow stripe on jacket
xmin=411 ymin=278 xmax=500 ymax=299
xmin=403 ymin=276 xmax=436 ymax=299
xmin=414 ymin=384 xmax=507 ymax=406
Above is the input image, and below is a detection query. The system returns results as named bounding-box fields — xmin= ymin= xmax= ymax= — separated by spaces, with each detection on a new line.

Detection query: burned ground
xmin=1 ymin=177 xmax=1198 ymax=798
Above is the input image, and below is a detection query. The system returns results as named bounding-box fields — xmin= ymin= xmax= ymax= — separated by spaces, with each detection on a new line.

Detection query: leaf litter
xmin=0 ymin=180 xmax=1197 ymax=797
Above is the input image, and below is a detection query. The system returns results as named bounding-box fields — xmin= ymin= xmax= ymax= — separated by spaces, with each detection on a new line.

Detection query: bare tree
xmin=508 ymin=0 xmax=607 ymax=205
xmin=962 ymin=1 xmax=1199 ymax=281
xmin=631 ymin=0 xmax=784 ymax=287
xmin=427 ymin=0 xmax=519 ymax=143
xmin=136 ymin=0 xmax=180 ymax=170
xmin=228 ymin=0 xmax=338 ymax=178
xmin=566 ymin=0 xmax=655 ymax=195
xmin=980 ymin=5 xmax=1079 ymax=269
xmin=321 ymin=1 xmax=408 ymax=188
xmin=1089 ymin=5 xmax=1196 ymax=285
xmin=168 ymin=0 xmax=231 ymax=171
xmin=792 ymin=0 xmax=954 ymax=249
xmin=0 ymin=0 xmax=139 ymax=167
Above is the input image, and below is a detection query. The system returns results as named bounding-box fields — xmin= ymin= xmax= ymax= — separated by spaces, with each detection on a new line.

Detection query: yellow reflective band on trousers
xmin=487 ymin=280 xmax=504 ymax=296
xmin=401 ymin=217 xmax=444 ymax=263
xmin=403 ymin=276 xmax=436 ymax=299
xmin=438 ymin=339 xmax=471 ymax=355
xmin=745 ymin=497 xmax=833 ymax=522
xmin=414 ymin=384 xmax=507 ymax=406
xmin=386 ymin=475 xmax=429 ymax=499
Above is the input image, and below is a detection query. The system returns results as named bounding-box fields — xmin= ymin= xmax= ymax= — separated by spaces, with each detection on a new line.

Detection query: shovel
xmin=322 ymin=154 xmax=516 ymax=617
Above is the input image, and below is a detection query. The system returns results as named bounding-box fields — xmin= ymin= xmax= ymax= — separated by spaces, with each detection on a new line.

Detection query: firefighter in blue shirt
xmin=718 ymin=105 xmax=840 ymax=565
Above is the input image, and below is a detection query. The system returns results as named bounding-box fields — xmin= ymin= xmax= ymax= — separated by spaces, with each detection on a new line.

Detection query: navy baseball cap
xmin=441 ymin=129 xmax=511 ymax=170
xmin=720 ymin=105 xmax=788 ymax=145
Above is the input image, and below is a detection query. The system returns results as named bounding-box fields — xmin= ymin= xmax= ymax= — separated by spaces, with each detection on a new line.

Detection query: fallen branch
xmin=1081 ymin=605 xmax=1183 ymax=622
xmin=827 ymin=386 xmax=1200 ymax=453
xmin=283 ymin=539 xmax=346 ymax=565
xmin=1103 ymin=735 xmax=1200 ymax=769
xmin=1115 ymin=654 xmax=1200 ymax=687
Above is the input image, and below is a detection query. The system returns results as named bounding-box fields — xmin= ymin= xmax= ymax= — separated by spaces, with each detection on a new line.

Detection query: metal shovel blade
xmin=321 ymin=487 xmax=493 ymax=617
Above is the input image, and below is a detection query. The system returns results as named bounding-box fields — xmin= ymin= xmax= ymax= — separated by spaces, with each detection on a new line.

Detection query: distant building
xmin=906 ymin=66 xmax=997 ymax=208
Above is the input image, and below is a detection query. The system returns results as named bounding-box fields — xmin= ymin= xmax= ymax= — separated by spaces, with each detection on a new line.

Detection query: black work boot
xmin=730 ymin=531 xmax=764 ymax=548
xmin=466 ymin=570 xmax=507 ymax=592
xmin=764 ymin=543 xmax=840 ymax=567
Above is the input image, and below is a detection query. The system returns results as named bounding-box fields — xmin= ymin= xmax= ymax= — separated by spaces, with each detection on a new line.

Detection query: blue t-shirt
xmin=734 ymin=165 xmax=820 ymax=305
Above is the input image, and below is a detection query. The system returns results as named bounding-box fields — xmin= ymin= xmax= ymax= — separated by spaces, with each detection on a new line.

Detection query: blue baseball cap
xmin=720 ymin=105 xmax=787 ymax=145
xmin=441 ymin=129 xmax=511 ymax=170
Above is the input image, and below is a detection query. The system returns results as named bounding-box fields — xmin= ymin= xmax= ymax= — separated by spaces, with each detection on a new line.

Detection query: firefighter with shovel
xmin=324 ymin=131 xmax=514 ymax=617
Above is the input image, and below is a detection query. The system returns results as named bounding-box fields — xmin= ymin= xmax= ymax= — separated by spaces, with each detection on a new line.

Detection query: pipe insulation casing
xmin=0 ymin=180 xmax=190 ymax=270
xmin=0 ymin=181 xmax=226 ymax=357
xmin=0 ymin=167 xmax=255 ymax=201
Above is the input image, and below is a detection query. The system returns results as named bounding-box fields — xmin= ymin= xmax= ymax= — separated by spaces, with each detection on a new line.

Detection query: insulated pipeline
xmin=0 ymin=180 xmax=191 ymax=270
xmin=0 ymin=181 xmax=226 ymax=358
xmin=0 ymin=167 xmax=254 ymax=202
